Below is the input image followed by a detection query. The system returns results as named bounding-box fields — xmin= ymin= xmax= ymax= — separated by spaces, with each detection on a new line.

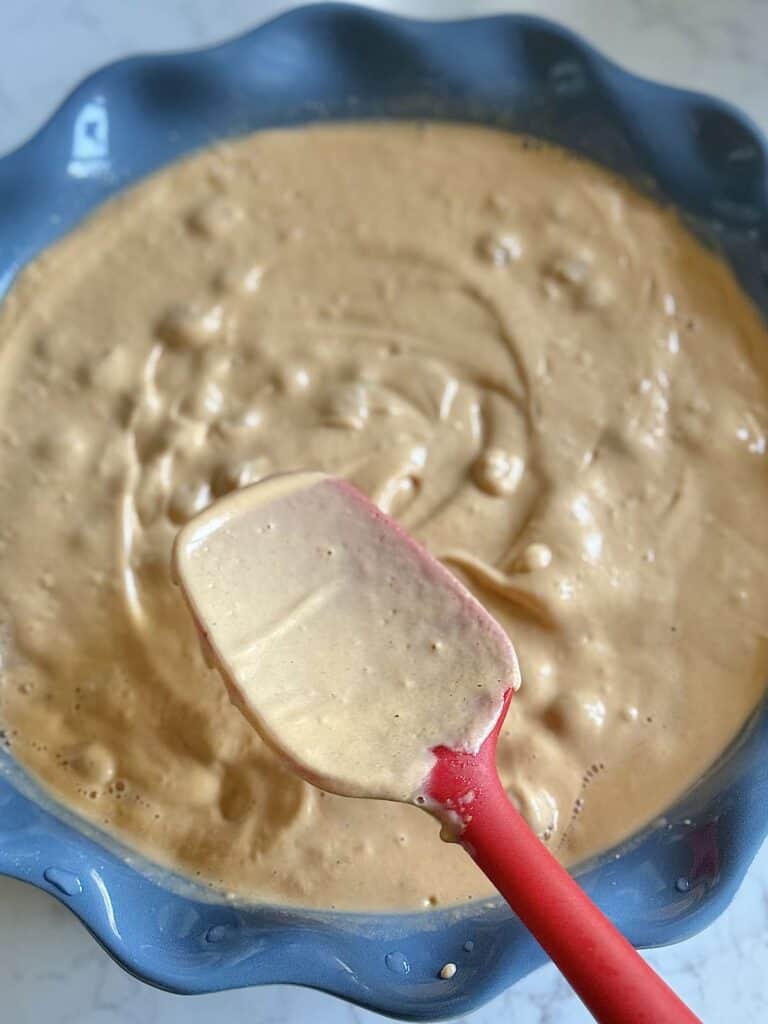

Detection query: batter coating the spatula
xmin=173 ymin=471 xmax=519 ymax=802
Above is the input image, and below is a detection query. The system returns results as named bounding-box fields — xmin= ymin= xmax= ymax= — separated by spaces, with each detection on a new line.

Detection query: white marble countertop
xmin=1 ymin=2 xmax=767 ymax=1022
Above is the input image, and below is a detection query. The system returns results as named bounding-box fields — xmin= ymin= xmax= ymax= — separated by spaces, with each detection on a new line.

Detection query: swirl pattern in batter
xmin=0 ymin=123 xmax=767 ymax=910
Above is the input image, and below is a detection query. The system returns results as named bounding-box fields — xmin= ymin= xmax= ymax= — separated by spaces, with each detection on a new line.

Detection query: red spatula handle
xmin=429 ymin=746 xmax=701 ymax=1024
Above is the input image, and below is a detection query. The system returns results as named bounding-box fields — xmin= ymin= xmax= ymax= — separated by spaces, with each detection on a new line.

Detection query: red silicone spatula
xmin=173 ymin=472 xmax=701 ymax=1024
xmin=427 ymin=699 xmax=700 ymax=1023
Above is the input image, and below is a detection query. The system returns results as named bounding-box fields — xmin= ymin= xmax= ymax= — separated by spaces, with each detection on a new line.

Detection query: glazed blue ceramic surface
xmin=1 ymin=6 xmax=767 ymax=1020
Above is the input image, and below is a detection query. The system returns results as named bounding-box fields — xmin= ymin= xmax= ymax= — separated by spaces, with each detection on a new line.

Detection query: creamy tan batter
xmin=0 ymin=123 xmax=767 ymax=911
xmin=174 ymin=472 xmax=518 ymax=802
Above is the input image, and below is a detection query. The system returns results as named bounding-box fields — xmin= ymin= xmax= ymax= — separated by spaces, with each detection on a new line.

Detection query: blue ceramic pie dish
xmin=1 ymin=5 xmax=767 ymax=1020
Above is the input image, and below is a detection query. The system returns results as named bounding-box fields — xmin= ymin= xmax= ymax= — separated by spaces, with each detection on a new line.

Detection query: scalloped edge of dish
xmin=1 ymin=4 xmax=768 ymax=1019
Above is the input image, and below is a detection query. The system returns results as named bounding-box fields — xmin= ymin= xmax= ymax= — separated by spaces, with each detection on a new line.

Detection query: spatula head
xmin=173 ymin=472 xmax=519 ymax=803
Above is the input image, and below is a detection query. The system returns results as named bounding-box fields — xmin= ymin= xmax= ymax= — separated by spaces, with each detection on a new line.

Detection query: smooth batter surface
xmin=0 ymin=123 xmax=767 ymax=910
xmin=174 ymin=472 xmax=518 ymax=802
